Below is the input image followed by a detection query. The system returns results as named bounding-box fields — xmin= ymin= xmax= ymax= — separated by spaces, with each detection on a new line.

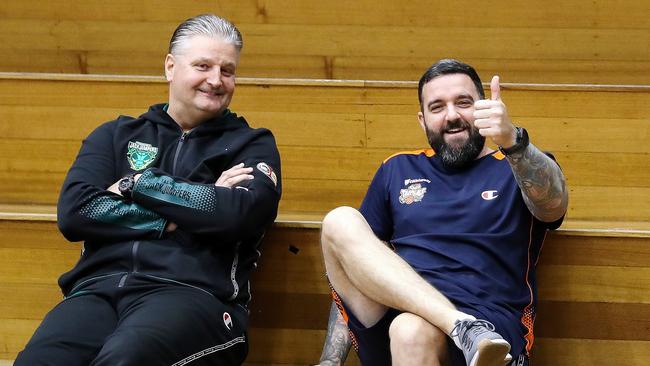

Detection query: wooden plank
xmin=0 ymin=20 xmax=648 ymax=62
xmin=249 ymin=292 xmax=330 ymax=330
xmin=4 ymin=139 xmax=648 ymax=187
xmin=2 ymin=77 xmax=649 ymax=118
xmin=238 ymin=111 xmax=367 ymax=148
xmin=3 ymin=133 xmax=649 ymax=219
xmin=543 ymin=233 xmax=650 ymax=267
xmin=535 ymin=301 xmax=650 ymax=341
xmin=3 ymin=0 xmax=648 ymax=29
xmin=367 ymin=115 xmax=650 ymax=154
xmin=537 ymin=264 xmax=650 ymax=304
xmin=0 ymin=247 xmax=79 ymax=284
xmin=3 ymin=49 xmax=650 ymax=84
xmin=0 ymin=284 xmax=62 ymax=320
xmin=531 ymin=338 xmax=650 ymax=365
xmin=0 ymin=220 xmax=68 ymax=248
xmin=567 ymin=186 xmax=650 ymax=222
xmin=3 ymin=169 xmax=650 ymax=223
xmin=330 ymin=57 xmax=650 ymax=85
xmin=0 ymin=319 xmax=40 ymax=360
xmin=0 ymin=105 xmax=144 ymax=140
xmin=1 ymin=1 xmax=649 ymax=84
xmin=0 ymin=107 xmax=367 ymax=148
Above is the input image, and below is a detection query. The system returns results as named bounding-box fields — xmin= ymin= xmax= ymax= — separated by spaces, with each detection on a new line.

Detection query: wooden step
xmin=1 ymin=205 xmax=648 ymax=364
xmin=1 ymin=0 xmax=649 ymax=83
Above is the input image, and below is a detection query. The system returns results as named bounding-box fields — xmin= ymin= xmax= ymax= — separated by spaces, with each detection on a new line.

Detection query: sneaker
xmin=450 ymin=319 xmax=512 ymax=366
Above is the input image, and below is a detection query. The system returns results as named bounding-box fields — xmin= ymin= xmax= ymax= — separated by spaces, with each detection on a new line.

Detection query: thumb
xmin=490 ymin=75 xmax=501 ymax=101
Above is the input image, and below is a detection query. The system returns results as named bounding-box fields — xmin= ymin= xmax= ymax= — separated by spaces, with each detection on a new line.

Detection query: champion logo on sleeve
xmin=256 ymin=162 xmax=278 ymax=187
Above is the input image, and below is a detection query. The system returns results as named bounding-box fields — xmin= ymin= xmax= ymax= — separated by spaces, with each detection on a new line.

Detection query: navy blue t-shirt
xmin=359 ymin=148 xmax=562 ymax=355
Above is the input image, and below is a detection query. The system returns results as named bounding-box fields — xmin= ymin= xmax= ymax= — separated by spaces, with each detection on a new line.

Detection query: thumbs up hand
xmin=473 ymin=75 xmax=517 ymax=149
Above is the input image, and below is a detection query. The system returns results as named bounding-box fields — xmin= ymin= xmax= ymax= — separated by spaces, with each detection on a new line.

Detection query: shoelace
xmin=450 ymin=319 xmax=496 ymax=349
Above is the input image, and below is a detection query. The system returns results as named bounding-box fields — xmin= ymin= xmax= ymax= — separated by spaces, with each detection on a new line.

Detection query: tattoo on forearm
xmin=506 ymin=143 xmax=568 ymax=222
xmin=319 ymin=302 xmax=352 ymax=365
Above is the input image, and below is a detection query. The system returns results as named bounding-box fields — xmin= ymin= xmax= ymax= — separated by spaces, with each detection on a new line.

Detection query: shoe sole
xmin=469 ymin=339 xmax=511 ymax=366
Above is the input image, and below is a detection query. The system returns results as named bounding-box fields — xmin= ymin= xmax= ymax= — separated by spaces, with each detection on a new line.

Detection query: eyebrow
xmin=192 ymin=57 xmax=237 ymax=69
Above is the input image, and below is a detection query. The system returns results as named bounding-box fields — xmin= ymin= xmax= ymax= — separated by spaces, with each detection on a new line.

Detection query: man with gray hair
xmin=16 ymin=14 xmax=281 ymax=366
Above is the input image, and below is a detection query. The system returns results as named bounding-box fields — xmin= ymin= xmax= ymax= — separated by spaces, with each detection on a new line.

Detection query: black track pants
xmin=15 ymin=276 xmax=248 ymax=366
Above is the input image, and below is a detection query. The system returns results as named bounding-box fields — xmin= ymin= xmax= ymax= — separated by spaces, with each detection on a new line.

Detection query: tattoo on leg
xmin=319 ymin=302 xmax=352 ymax=365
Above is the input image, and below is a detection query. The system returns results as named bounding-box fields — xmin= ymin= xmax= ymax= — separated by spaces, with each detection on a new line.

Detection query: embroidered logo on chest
xmin=481 ymin=190 xmax=499 ymax=200
xmin=399 ymin=183 xmax=427 ymax=205
xmin=126 ymin=140 xmax=158 ymax=170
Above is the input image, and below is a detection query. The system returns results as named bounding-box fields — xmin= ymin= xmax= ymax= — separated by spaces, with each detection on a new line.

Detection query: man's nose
xmin=446 ymin=104 xmax=459 ymax=121
xmin=206 ymin=69 xmax=223 ymax=87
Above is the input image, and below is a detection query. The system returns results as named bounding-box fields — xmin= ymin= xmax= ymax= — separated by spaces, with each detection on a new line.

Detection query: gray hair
xmin=169 ymin=14 xmax=243 ymax=55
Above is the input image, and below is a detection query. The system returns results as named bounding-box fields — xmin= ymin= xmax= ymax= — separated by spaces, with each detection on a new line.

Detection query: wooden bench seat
xmin=1 ymin=73 xmax=649 ymax=225
xmin=1 ymin=0 xmax=649 ymax=84
xmin=1 ymin=204 xmax=649 ymax=365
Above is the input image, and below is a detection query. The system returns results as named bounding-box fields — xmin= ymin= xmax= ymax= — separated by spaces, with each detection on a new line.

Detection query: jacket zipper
xmin=121 ymin=130 xmax=187 ymax=287
xmin=172 ymin=132 xmax=188 ymax=175
xmin=118 ymin=240 xmax=140 ymax=287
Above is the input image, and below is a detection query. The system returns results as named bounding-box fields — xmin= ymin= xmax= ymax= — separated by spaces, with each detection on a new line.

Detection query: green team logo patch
xmin=127 ymin=141 xmax=158 ymax=170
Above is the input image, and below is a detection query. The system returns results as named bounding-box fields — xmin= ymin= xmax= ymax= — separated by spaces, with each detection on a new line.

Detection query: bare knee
xmin=321 ymin=206 xmax=365 ymax=251
xmin=389 ymin=313 xmax=449 ymax=365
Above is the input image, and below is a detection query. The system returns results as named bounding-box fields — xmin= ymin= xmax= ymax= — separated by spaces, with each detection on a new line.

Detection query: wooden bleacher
xmin=2 ymin=207 xmax=649 ymax=365
xmin=1 ymin=0 xmax=649 ymax=83
xmin=1 ymin=73 xmax=649 ymax=223
xmin=1 ymin=72 xmax=649 ymax=365
xmin=1 ymin=1 xmax=649 ymax=364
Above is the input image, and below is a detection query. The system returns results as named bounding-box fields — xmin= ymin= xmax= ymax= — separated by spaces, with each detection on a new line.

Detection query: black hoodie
xmin=57 ymin=104 xmax=281 ymax=305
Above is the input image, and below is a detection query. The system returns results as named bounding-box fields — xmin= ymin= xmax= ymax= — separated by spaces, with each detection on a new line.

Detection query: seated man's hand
xmin=215 ymin=163 xmax=254 ymax=188
xmin=165 ymin=222 xmax=178 ymax=232
xmin=107 ymin=180 xmax=120 ymax=195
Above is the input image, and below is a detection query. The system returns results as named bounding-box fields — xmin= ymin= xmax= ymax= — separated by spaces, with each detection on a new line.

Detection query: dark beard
xmin=426 ymin=119 xmax=485 ymax=169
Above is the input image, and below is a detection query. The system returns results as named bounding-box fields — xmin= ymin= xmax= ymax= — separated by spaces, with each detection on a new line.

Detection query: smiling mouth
xmin=445 ymin=127 xmax=467 ymax=135
xmin=199 ymin=89 xmax=222 ymax=97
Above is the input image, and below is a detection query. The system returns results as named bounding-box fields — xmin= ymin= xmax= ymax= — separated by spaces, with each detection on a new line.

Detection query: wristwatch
xmin=118 ymin=174 xmax=136 ymax=199
xmin=498 ymin=127 xmax=529 ymax=156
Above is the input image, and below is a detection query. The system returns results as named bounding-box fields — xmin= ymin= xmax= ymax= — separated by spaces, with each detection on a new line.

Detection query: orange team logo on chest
xmin=399 ymin=183 xmax=427 ymax=205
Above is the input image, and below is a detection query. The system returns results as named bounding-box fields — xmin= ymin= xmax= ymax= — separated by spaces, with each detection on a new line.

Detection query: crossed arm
xmin=107 ymin=163 xmax=255 ymax=233
xmin=58 ymin=122 xmax=280 ymax=242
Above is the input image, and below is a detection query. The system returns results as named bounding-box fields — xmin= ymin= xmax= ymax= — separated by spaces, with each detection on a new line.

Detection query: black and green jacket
xmin=57 ymin=104 xmax=281 ymax=306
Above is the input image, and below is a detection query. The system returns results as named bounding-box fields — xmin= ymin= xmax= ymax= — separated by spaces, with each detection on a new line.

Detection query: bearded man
xmin=316 ymin=59 xmax=568 ymax=366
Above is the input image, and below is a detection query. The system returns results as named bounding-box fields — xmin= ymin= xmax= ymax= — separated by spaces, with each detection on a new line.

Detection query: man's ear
xmin=164 ymin=54 xmax=175 ymax=82
xmin=417 ymin=111 xmax=426 ymax=132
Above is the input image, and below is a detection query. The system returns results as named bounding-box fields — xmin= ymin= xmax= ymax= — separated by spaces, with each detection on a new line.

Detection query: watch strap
xmin=499 ymin=127 xmax=529 ymax=156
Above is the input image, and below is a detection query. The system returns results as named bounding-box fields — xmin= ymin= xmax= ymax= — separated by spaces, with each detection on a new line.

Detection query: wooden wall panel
xmin=531 ymin=338 xmax=650 ymax=365
xmin=1 ymin=218 xmax=648 ymax=364
xmin=0 ymin=1 xmax=648 ymax=83
xmin=1 ymin=76 xmax=649 ymax=223
xmin=3 ymin=0 xmax=648 ymax=29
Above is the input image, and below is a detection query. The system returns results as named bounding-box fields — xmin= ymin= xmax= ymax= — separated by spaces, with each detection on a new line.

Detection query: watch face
xmin=119 ymin=176 xmax=134 ymax=193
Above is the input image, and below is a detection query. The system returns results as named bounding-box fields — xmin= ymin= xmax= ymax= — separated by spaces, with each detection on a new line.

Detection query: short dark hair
xmin=417 ymin=59 xmax=484 ymax=107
